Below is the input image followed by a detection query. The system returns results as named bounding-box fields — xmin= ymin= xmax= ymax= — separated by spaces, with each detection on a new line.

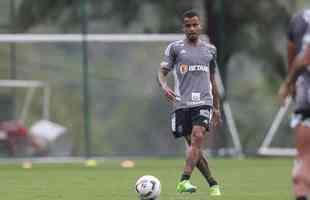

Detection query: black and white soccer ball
xmin=135 ymin=175 xmax=161 ymax=200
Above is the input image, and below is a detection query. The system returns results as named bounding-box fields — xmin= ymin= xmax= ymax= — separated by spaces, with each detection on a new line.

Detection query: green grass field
xmin=0 ymin=158 xmax=294 ymax=200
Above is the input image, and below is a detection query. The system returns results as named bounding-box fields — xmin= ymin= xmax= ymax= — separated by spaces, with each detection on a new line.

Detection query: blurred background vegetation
xmin=0 ymin=0 xmax=309 ymax=157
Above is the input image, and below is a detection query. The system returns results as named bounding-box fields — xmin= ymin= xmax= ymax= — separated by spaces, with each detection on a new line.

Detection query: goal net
xmin=0 ymin=33 xmax=242 ymax=157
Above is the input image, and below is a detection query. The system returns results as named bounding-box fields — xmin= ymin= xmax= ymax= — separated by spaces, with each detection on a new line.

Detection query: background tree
xmin=7 ymin=0 xmax=299 ymax=155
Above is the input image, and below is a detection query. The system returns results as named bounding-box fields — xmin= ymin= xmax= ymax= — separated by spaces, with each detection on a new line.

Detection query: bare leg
xmin=293 ymin=125 xmax=310 ymax=198
xmin=184 ymin=133 xmax=218 ymax=186
xmin=183 ymin=125 xmax=205 ymax=175
xmin=293 ymin=159 xmax=309 ymax=197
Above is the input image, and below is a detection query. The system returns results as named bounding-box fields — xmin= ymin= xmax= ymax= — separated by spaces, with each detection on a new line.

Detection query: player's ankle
xmin=208 ymin=179 xmax=218 ymax=187
xmin=180 ymin=173 xmax=191 ymax=181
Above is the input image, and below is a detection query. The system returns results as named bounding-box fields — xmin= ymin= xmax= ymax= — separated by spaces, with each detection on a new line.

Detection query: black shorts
xmin=291 ymin=109 xmax=310 ymax=128
xmin=171 ymin=105 xmax=213 ymax=138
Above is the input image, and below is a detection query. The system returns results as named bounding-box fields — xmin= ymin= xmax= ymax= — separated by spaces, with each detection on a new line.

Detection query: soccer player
xmin=157 ymin=10 xmax=221 ymax=196
xmin=278 ymin=9 xmax=310 ymax=200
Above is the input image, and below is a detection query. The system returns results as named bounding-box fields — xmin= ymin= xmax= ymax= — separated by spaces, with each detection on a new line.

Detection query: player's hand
xmin=162 ymin=86 xmax=176 ymax=103
xmin=278 ymin=82 xmax=293 ymax=106
xmin=212 ymin=108 xmax=222 ymax=128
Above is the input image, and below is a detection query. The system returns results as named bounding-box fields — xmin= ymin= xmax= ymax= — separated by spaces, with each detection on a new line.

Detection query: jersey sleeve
xmin=160 ymin=43 xmax=175 ymax=71
xmin=287 ymin=11 xmax=307 ymax=43
xmin=209 ymin=45 xmax=217 ymax=74
xmin=288 ymin=14 xmax=299 ymax=42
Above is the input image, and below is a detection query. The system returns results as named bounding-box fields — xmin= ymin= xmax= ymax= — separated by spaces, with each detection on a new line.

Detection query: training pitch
xmin=0 ymin=158 xmax=293 ymax=200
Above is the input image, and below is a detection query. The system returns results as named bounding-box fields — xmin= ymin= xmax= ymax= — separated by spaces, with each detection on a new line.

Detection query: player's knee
xmin=293 ymin=173 xmax=302 ymax=184
xmin=304 ymin=164 xmax=310 ymax=187
xmin=292 ymin=159 xmax=307 ymax=184
xmin=293 ymin=169 xmax=306 ymax=186
xmin=191 ymin=127 xmax=205 ymax=145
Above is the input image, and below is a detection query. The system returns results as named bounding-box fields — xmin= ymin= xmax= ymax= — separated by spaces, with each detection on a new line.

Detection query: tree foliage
xmin=13 ymin=0 xmax=298 ymax=154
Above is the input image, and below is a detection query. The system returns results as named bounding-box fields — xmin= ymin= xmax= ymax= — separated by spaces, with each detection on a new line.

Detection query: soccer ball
xmin=135 ymin=175 xmax=161 ymax=200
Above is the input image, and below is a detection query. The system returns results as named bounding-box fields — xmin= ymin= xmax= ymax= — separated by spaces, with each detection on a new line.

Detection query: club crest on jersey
xmin=179 ymin=64 xmax=189 ymax=74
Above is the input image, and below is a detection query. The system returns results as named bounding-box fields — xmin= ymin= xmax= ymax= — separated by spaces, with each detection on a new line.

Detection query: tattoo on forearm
xmin=157 ymin=68 xmax=169 ymax=89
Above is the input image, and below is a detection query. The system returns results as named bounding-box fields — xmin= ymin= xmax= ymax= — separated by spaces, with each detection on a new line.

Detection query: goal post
xmin=0 ymin=34 xmax=185 ymax=43
xmin=214 ymin=63 xmax=243 ymax=157
xmin=0 ymin=33 xmax=242 ymax=157
xmin=0 ymin=79 xmax=51 ymax=122
xmin=258 ymin=97 xmax=296 ymax=156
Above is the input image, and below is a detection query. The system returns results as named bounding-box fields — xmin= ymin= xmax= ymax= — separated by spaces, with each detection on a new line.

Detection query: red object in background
xmin=17 ymin=127 xmax=28 ymax=136
xmin=0 ymin=120 xmax=28 ymax=156
xmin=0 ymin=120 xmax=28 ymax=137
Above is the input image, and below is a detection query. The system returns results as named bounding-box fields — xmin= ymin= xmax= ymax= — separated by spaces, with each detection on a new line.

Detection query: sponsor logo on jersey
xmin=180 ymin=64 xmax=189 ymax=74
xmin=189 ymin=65 xmax=209 ymax=72
xmin=179 ymin=64 xmax=209 ymax=74
xmin=186 ymin=100 xmax=206 ymax=106
xmin=192 ymin=92 xmax=201 ymax=101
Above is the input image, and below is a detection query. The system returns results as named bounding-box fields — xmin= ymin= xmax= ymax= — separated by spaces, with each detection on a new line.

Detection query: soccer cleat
xmin=176 ymin=180 xmax=197 ymax=193
xmin=209 ymin=184 xmax=221 ymax=196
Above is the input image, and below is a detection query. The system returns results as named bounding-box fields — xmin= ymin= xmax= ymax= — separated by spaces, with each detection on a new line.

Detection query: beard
xmin=187 ymin=33 xmax=199 ymax=42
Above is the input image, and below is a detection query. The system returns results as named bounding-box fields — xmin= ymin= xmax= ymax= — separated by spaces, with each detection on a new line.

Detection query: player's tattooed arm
xmin=287 ymin=40 xmax=297 ymax=73
xmin=157 ymin=67 xmax=170 ymax=89
xmin=157 ymin=67 xmax=176 ymax=103
xmin=279 ymin=46 xmax=310 ymax=104
xmin=286 ymin=50 xmax=310 ymax=86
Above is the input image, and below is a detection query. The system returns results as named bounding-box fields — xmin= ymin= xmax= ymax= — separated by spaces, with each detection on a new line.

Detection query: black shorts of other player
xmin=292 ymin=109 xmax=310 ymax=128
xmin=171 ymin=105 xmax=213 ymax=138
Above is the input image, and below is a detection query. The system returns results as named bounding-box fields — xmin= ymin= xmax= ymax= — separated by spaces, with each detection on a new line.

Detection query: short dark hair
xmin=182 ymin=10 xmax=200 ymax=20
